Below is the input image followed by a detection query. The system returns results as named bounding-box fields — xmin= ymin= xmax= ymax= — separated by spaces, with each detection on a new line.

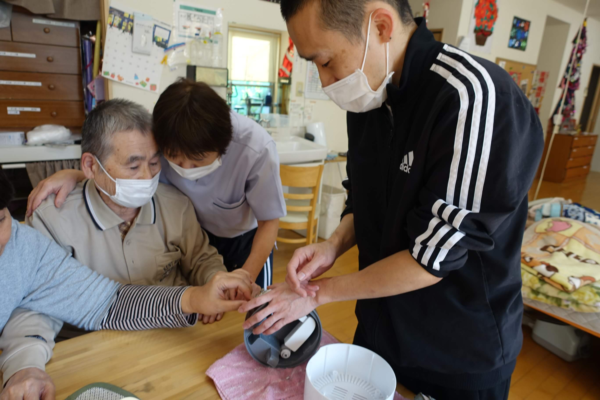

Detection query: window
xmin=228 ymin=27 xmax=280 ymax=120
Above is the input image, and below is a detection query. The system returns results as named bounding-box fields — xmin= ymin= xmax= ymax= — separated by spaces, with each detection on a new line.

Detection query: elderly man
xmin=0 ymin=170 xmax=254 ymax=400
xmin=0 ymin=99 xmax=242 ymax=398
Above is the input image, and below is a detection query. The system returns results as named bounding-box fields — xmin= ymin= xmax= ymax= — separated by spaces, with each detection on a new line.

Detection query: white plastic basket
xmin=304 ymin=344 xmax=396 ymax=400
xmin=320 ymin=185 xmax=346 ymax=219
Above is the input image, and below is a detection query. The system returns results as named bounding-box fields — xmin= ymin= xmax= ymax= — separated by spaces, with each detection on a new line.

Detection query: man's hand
xmin=0 ymin=368 xmax=55 ymax=400
xmin=181 ymin=270 xmax=255 ymax=315
xmin=27 ymin=170 xmax=84 ymax=217
xmin=286 ymin=241 xmax=338 ymax=297
xmin=239 ymin=282 xmax=320 ymax=335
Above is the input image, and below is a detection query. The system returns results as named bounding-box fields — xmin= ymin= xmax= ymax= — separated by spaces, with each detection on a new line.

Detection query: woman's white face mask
xmin=95 ymin=156 xmax=160 ymax=208
xmin=168 ymin=157 xmax=222 ymax=181
xmin=323 ymin=12 xmax=394 ymax=113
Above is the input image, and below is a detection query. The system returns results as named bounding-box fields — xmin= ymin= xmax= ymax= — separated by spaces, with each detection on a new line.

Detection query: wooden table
xmin=45 ymin=308 xmax=414 ymax=399
xmin=44 ymin=243 xmax=414 ymax=399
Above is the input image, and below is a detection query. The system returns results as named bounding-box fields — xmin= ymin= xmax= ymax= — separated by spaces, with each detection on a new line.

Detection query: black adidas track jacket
xmin=342 ymin=18 xmax=544 ymax=389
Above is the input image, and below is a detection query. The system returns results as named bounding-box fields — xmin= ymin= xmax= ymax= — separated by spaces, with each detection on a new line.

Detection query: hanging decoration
xmin=508 ymin=17 xmax=530 ymax=51
xmin=423 ymin=2 xmax=430 ymax=26
xmin=553 ymin=19 xmax=588 ymax=124
xmin=279 ymin=37 xmax=294 ymax=79
xmin=473 ymin=0 xmax=498 ymax=46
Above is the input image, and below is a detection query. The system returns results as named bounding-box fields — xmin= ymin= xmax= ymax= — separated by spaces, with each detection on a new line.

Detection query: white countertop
xmin=0 ymin=145 xmax=81 ymax=165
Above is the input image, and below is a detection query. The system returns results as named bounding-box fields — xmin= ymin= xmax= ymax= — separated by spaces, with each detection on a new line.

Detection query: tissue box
xmin=0 ymin=131 xmax=25 ymax=147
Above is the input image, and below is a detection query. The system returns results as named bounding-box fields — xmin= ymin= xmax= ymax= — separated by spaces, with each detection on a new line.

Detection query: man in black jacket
xmin=241 ymin=1 xmax=544 ymax=398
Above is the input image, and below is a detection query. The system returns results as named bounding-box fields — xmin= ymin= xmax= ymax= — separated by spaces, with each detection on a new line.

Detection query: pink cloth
xmin=206 ymin=330 xmax=409 ymax=400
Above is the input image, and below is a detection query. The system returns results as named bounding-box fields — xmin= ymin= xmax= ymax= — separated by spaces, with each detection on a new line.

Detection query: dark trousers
xmin=205 ymin=228 xmax=273 ymax=289
xmin=397 ymin=374 xmax=510 ymax=400
xmin=353 ymin=325 xmax=511 ymax=400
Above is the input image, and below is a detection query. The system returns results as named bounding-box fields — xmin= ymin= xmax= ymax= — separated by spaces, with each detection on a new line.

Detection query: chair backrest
xmin=278 ymin=164 xmax=324 ymax=244
xmin=279 ymin=164 xmax=323 ymax=188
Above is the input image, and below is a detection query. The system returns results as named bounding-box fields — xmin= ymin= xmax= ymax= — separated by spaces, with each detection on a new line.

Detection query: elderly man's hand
xmin=181 ymin=270 xmax=256 ymax=316
xmin=0 ymin=368 xmax=55 ymax=400
xmin=239 ymin=281 xmax=321 ymax=335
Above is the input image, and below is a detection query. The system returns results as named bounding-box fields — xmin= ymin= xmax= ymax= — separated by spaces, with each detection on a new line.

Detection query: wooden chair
xmin=277 ymin=164 xmax=324 ymax=246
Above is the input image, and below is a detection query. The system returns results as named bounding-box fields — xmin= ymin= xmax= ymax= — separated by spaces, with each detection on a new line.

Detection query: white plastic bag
xmin=26 ymin=125 xmax=71 ymax=145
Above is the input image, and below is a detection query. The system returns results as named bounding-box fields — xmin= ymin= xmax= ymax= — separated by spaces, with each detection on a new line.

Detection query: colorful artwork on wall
xmin=474 ymin=0 xmax=498 ymax=46
xmin=509 ymin=17 xmax=530 ymax=51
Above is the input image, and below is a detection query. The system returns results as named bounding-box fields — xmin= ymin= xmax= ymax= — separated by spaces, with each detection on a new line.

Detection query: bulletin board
xmin=496 ymin=57 xmax=537 ymax=96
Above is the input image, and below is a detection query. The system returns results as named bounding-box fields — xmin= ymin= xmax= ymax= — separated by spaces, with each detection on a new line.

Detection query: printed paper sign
xmin=0 ymin=80 xmax=42 ymax=86
xmin=174 ymin=2 xmax=216 ymax=41
xmin=102 ymin=2 xmax=172 ymax=92
xmin=0 ymin=51 xmax=36 ymax=58
xmin=32 ymin=18 xmax=76 ymax=28
xmin=8 ymin=107 xmax=41 ymax=112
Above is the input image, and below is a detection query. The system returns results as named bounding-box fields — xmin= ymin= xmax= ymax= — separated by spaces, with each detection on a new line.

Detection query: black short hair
xmin=281 ymin=0 xmax=414 ymax=40
xmin=0 ymin=169 xmax=15 ymax=210
xmin=81 ymin=99 xmax=153 ymax=163
xmin=153 ymin=79 xmax=233 ymax=159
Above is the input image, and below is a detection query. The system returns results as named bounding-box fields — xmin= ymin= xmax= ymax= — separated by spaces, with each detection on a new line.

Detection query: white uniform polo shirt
xmin=161 ymin=111 xmax=286 ymax=239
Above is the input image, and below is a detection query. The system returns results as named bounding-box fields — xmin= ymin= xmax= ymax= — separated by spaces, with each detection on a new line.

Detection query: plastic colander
xmin=304 ymin=344 xmax=396 ymax=400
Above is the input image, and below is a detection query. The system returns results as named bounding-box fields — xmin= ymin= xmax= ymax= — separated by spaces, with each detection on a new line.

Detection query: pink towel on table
xmin=206 ymin=330 xmax=408 ymax=400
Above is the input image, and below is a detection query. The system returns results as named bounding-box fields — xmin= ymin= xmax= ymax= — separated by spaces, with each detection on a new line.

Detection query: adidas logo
xmin=400 ymin=151 xmax=414 ymax=174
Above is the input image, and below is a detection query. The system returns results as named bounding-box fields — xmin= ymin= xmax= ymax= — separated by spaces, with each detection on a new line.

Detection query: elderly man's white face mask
xmin=94 ymin=156 xmax=160 ymax=208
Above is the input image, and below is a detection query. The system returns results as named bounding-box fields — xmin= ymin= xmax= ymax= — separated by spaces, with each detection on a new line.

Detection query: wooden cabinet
xmin=0 ymin=42 xmax=80 ymax=74
xmin=0 ymin=100 xmax=85 ymax=127
xmin=0 ymin=10 xmax=83 ymax=131
xmin=0 ymin=25 xmax=11 ymax=41
xmin=0 ymin=71 xmax=83 ymax=101
xmin=10 ymin=12 xmax=79 ymax=48
xmin=539 ymin=133 xmax=597 ymax=182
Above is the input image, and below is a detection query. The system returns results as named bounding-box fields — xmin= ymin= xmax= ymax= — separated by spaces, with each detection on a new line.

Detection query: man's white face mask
xmin=323 ymin=12 xmax=394 ymax=113
xmin=95 ymin=156 xmax=160 ymax=208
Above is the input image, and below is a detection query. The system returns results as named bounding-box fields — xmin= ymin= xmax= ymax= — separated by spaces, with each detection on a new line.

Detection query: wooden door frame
xmin=430 ymin=28 xmax=444 ymax=42
xmin=100 ymin=0 xmax=113 ymax=100
xmin=584 ymin=64 xmax=600 ymax=133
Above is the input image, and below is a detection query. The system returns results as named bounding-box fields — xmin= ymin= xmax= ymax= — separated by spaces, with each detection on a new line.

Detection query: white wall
xmin=408 ymin=0 xmax=464 ymax=45
xmin=592 ymin=116 xmax=600 ymax=172
xmin=108 ymin=0 xmax=349 ymax=174
xmin=455 ymin=0 xmax=600 ymax=139
xmin=536 ymin=16 xmax=571 ymax=130
xmin=108 ymin=0 xmax=288 ymax=111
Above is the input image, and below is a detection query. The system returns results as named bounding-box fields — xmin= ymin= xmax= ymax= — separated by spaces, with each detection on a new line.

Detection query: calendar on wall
xmin=101 ymin=2 xmax=172 ymax=93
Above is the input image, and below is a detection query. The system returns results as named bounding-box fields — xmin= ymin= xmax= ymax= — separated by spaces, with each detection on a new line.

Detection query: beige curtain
xmin=26 ymin=160 xmax=81 ymax=188
xmin=4 ymin=0 xmax=100 ymax=21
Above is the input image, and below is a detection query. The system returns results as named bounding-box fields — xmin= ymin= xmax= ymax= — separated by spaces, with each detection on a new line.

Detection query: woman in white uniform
xmin=27 ymin=80 xmax=286 ymax=301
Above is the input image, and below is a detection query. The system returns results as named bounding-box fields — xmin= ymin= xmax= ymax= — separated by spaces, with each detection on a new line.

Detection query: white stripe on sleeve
xmin=442 ymin=45 xmax=496 ymax=213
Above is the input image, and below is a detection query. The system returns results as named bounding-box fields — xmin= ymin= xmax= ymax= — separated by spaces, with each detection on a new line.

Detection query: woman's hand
xmin=239 ymin=281 xmax=321 ymax=335
xmin=27 ymin=170 xmax=85 ymax=217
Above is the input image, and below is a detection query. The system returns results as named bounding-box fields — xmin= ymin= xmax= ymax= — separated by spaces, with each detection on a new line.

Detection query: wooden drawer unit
xmin=0 ymin=71 xmax=83 ymax=101
xmin=0 ymin=26 xmax=11 ymax=41
xmin=0 ymin=100 xmax=85 ymax=128
xmin=566 ymin=155 xmax=593 ymax=169
xmin=0 ymin=42 xmax=80 ymax=74
xmin=565 ymin=165 xmax=590 ymax=180
xmin=571 ymin=135 xmax=597 ymax=148
xmin=11 ymin=12 xmax=79 ymax=48
xmin=538 ymin=133 xmax=597 ymax=182
xmin=570 ymin=146 xmax=596 ymax=158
